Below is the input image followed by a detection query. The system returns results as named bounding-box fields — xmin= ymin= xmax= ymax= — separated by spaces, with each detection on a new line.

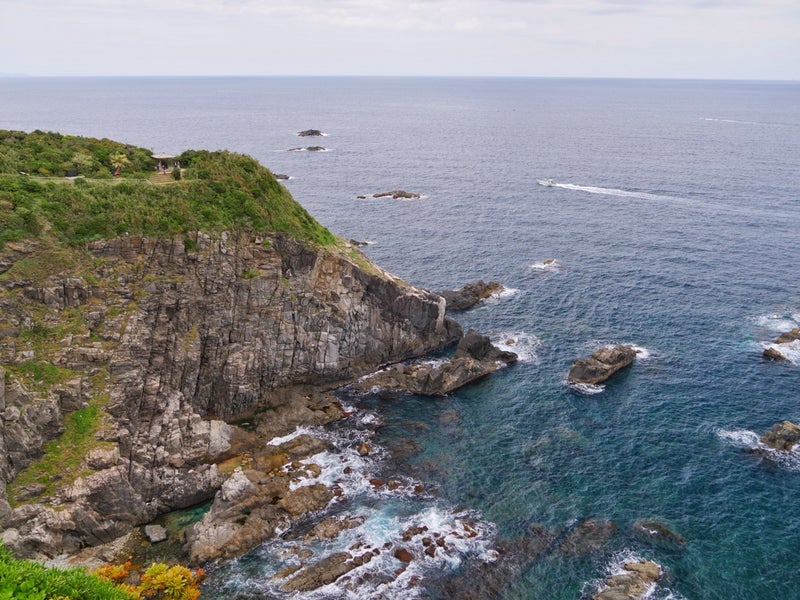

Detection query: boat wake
xmin=537 ymin=179 xmax=682 ymax=202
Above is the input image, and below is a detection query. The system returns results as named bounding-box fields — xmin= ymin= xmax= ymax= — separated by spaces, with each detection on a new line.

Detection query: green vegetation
xmin=8 ymin=388 xmax=110 ymax=506
xmin=0 ymin=546 xmax=205 ymax=599
xmin=0 ymin=130 xmax=336 ymax=249
xmin=0 ymin=544 xmax=130 ymax=600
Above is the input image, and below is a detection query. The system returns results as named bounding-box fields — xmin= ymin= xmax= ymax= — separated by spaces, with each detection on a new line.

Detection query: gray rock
xmin=568 ymin=345 xmax=637 ymax=385
xmin=763 ymin=328 xmax=800 ymax=360
xmin=437 ymin=280 xmax=504 ymax=311
xmin=297 ymin=129 xmax=324 ymax=137
xmin=144 ymin=524 xmax=168 ymax=543
xmin=372 ymin=190 xmax=421 ymax=200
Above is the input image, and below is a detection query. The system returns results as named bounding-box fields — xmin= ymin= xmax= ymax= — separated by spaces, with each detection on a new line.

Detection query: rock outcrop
xmin=568 ymin=345 xmax=638 ymax=385
xmin=0 ymin=231 xmax=461 ymax=559
xmin=354 ymin=329 xmax=517 ymax=396
xmin=297 ymin=129 xmax=324 ymax=137
xmin=760 ymin=420 xmax=800 ymax=451
xmin=437 ymin=280 xmax=504 ymax=311
xmin=372 ymin=190 xmax=421 ymax=200
xmin=593 ymin=560 xmax=662 ymax=600
xmin=763 ymin=328 xmax=800 ymax=361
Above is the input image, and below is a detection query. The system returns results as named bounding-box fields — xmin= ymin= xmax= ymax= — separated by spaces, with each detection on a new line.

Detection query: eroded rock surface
xmin=437 ymin=280 xmax=504 ymax=311
xmin=593 ymin=560 xmax=662 ymax=600
xmin=568 ymin=345 xmax=637 ymax=385
xmin=0 ymin=232 xmax=460 ymax=559
xmin=354 ymin=329 xmax=516 ymax=396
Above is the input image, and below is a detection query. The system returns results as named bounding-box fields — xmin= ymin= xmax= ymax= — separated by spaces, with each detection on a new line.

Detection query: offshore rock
xmin=354 ymin=329 xmax=516 ymax=396
xmin=0 ymin=231 xmax=459 ymax=559
xmin=568 ymin=345 xmax=637 ymax=385
xmin=372 ymin=190 xmax=421 ymax=200
xmin=763 ymin=327 xmax=800 ymax=360
xmin=760 ymin=420 xmax=800 ymax=451
xmin=593 ymin=560 xmax=662 ymax=600
xmin=437 ymin=280 xmax=504 ymax=311
xmin=297 ymin=129 xmax=324 ymax=137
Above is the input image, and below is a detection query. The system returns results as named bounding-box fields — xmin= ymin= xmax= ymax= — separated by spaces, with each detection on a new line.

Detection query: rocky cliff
xmin=0 ymin=230 xmax=460 ymax=558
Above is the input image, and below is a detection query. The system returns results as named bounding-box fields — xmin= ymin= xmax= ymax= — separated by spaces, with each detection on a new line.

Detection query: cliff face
xmin=0 ymin=231 xmax=460 ymax=558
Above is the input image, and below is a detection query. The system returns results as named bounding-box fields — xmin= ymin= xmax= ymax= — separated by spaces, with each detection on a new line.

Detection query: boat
xmin=536 ymin=178 xmax=557 ymax=187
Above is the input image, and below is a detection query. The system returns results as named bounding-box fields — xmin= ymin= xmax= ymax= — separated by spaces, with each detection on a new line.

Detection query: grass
xmin=8 ymin=389 xmax=111 ymax=507
xmin=0 ymin=130 xmax=337 ymax=249
xmin=0 ymin=544 xmax=132 ymax=600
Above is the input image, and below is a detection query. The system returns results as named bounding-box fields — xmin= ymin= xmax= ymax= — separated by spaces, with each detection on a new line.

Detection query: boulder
xmin=760 ymin=420 xmax=800 ymax=451
xmin=568 ymin=345 xmax=638 ymax=385
xmin=437 ymin=280 xmax=504 ymax=311
xmin=297 ymin=129 xmax=324 ymax=137
xmin=144 ymin=524 xmax=168 ymax=544
xmin=372 ymin=190 xmax=421 ymax=200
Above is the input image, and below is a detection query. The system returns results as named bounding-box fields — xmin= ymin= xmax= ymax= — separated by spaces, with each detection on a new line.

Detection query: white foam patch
xmin=531 ymin=259 xmax=563 ymax=272
xmin=566 ymin=380 xmax=606 ymax=395
xmin=492 ymin=331 xmax=541 ymax=363
xmin=267 ymin=426 xmax=317 ymax=447
xmin=754 ymin=313 xmax=800 ymax=332
xmin=716 ymin=427 xmax=800 ymax=471
xmin=762 ymin=340 xmax=800 ymax=364
xmin=481 ymin=286 xmax=519 ymax=306
xmin=541 ymin=180 xmax=683 ymax=202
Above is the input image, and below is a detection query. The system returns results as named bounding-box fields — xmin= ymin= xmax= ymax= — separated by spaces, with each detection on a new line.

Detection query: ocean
xmin=2 ymin=76 xmax=800 ymax=598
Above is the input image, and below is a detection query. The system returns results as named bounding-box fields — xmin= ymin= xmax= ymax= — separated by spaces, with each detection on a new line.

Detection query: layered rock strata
xmin=0 ymin=231 xmax=461 ymax=558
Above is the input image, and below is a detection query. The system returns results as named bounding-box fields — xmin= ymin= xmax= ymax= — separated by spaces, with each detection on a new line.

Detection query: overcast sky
xmin=1 ymin=0 xmax=798 ymax=79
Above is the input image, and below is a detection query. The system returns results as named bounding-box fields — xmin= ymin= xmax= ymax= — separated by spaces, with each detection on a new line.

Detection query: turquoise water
xmin=2 ymin=77 xmax=799 ymax=598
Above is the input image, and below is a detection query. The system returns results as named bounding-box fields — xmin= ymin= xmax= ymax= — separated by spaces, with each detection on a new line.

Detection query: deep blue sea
xmin=2 ymin=77 xmax=800 ymax=599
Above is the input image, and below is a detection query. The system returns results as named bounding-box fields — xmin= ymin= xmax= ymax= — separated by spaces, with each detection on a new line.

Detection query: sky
xmin=1 ymin=0 xmax=798 ymax=80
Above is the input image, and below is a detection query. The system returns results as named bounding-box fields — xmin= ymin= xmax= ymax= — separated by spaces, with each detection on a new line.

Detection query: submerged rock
xmin=288 ymin=146 xmax=327 ymax=152
xmin=632 ymin=518 xmax=686 ymax=550
xmin=372 ymin=190 xmax=421 ymax=200
xmin=558 ymin=518 xmax=618 ymax=557
xmin=437 ymin=280 xmax=504 ymax=311
xmin=144 ymin=524 xmax=168 ymax=544
xmin=760 ymin=420 xmax=800 ymax=451
xmin=568 ymin=345 xmax=638 ymax=385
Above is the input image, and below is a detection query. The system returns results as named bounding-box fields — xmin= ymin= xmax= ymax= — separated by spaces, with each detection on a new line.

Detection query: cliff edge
xmin=0 ymin=131 xmax=460 ymax=559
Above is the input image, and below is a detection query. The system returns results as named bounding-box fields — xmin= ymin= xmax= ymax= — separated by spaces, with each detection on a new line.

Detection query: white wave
xmin=481 ymin=286 xmax=519 ymax=306
xmin=715 ymin=427 xmax=760 ymax=448
xmin=266 ymin=425 xmax=318 ymax=447
xmin=716 ymin=427 xmax=800 ymax=471
xmin=492 ymin=331 xmax=541 ymax=363
xmin=566 ymin=380 xmax=606 ymax=395
xmin=358 ymin=411 xmax=383 ymax=427
xmin=754 ymin=313 xmax=799 ymax=332
xmin=543 ymin=181 xmax=683 ymax=202
xmin=701 ymin=117 xmax=760 ymax=126
xmin=531 ymin=258 xmax=562 ymax=272
xmin=761 ymin=340 xmax=800 ymax=364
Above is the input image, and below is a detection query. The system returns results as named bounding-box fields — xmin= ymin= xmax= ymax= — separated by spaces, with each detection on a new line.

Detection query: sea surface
xmin=2 ymin=76 xmax=800 ymax=599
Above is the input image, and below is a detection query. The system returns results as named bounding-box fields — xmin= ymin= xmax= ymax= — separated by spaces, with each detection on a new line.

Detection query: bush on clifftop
xmin=0 ymin=130 xmax=335 ymax=248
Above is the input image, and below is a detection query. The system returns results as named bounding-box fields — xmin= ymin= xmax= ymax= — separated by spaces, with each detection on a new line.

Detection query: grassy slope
xmin=0 ymin=130 xmax=336 ymax=248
